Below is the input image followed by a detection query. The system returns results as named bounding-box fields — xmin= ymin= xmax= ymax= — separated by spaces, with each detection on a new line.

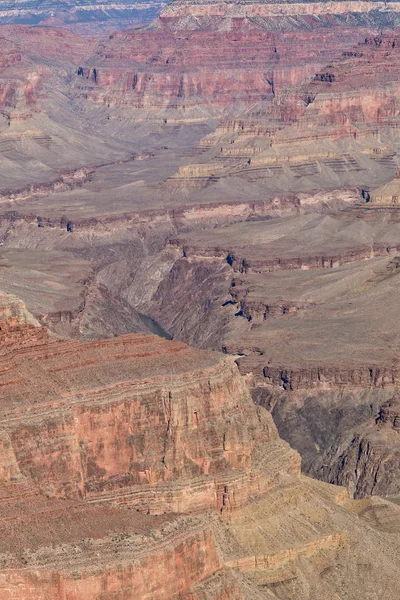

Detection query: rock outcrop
xmin=137 ymin=208 xmax=400 ymax=499
xmin=0 ymin=291 xmax=39 ymax=325
xmin=162 ymin=30 xmax=400 ymax=198
xmin=0 ymin=317 xmax=400 ymax=599
xmin=0 ymin=0 xmax=167 ymax=34
xmin=1 ymin=0 xmax=400 ymax=579
xmin=0 ymin=320 xmax=296 ymax=511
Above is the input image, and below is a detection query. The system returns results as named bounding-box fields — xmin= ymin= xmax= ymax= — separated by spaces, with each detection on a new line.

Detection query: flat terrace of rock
xmin=173 ymin=209 xmax=400 ymax=381
xmin=175 ymin=210 xmax=400 ymax=269
xmin=0 ymin=324 xmax=221 ymax=414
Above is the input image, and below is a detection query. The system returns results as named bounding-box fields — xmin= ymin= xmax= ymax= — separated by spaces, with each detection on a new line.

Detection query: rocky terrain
xmin=0 ymin=3 xmax=400 ymax=499
xmin=150 ymin=209 xmax=400 ymax=497
xmin=0 ymin=1 xmax=400 ymax=595
xmin=0 ymin=310 xmax=399 ymax=599
xmin=0 ymin=0 xmax=167 ymax=34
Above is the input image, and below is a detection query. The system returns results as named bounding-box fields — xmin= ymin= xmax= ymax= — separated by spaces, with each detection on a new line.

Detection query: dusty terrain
xmin=0 ymin=312 xmax=399 ymax=599
xmin=0 ymin=0 xmax=400 ymax=596
xmin=0 ymin=0 xmax=167 ymax=34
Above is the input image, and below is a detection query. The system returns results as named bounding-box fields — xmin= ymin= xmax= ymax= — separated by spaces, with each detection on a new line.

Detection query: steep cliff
xmin=0 ymin=0 xmax=167 ymax=33
xmin=0 ymin=319 xmax=296 ymax=509
xmin=136 ymin=208 xmax=400 ymax=499
xmin=76 ymin=13 xmax=384 ymax=117
xmin=0 ymin=317 xmax=400 ymax=599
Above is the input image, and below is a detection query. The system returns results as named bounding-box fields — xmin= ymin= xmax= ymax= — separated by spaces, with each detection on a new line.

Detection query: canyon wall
xmin=0 ymin=315 xmax=400 ymax=599
xmin=133 ymin=209 xmax=400 ymax=500
xmin=1 ymin=2 xmax=400 ymax=588
xmin=75 ymin=20 xmax=385 ymax=115
xmin=0 ymin=320 xmax=298 ymax=512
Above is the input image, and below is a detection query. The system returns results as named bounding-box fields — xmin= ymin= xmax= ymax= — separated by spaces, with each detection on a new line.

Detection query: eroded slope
xmin=0 ymin=315 xmax=399 ymax=599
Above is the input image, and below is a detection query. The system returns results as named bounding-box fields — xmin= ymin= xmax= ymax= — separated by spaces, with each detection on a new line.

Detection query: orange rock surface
xmin=0 ymin=321 xmax=293 ymax=512
xmin=0 ymin=319 xmax=399 ymax=599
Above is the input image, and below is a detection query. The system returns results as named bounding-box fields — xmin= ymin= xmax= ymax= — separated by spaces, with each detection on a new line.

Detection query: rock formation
xmin=138 ymin=208 xmax=400 ymax=499
xmin=0 ymin=315 xmax=399 ymax=599
xmin=0 ymin=291 xmax=39 ymax=325
xmin=76 ymin=10 xmax=388 ymax=118
xmin=0 ymin=319 xmax=296 ymax=510
xmin=0 ymin=0 xmax=400 ymax=573
xmin=0 ymin=0 xmax=167 ymax=34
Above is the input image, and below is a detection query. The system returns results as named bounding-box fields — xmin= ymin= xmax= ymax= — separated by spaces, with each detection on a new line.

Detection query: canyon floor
xmin=0 ymin=0 xmax=400 ymax=597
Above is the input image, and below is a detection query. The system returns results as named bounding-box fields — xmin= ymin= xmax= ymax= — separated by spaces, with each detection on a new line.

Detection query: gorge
xmin=0 ymin=0 xmax=400 ymax=597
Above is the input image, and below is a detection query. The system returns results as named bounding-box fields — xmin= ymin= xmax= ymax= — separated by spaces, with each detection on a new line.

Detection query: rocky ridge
xmin=0 ymin=0 xmax=400 ymax=536
xmin=0 ymin=314 xmax=399 ymax=599
xmin=141 ymin=207 xmax=400 ymax=499
xmin=0 ymin=0 xmax=167 ymax=34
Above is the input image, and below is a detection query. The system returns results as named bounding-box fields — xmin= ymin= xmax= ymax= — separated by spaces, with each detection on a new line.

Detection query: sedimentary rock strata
xmin=0 ymin=317 xmax=400 ymax=599
xmin=76 ymin=13 xmax=385 ymax=117
xmin=1 ymin=1 xmax=400 ymax=591
xmin=133 ymin=208 xmax=400 ymax=499
xmin=152 ymin=29 xmax=400 ymax=197
xmin=0 ymin=319 xmax=296 ymax=510
xmin=0 ymin=0 xmax=167 ymax=33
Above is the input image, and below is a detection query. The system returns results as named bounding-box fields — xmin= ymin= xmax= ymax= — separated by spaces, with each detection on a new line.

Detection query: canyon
xmin=0 ymin=0 xmax=168 ymax=34
xmin=0 ymin=0 xmax=400 ymax=596
xmin=0 ymin=313 xmax=400 ymax=599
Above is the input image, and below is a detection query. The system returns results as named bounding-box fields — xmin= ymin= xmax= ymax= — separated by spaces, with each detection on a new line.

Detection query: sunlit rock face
xmin=0 ymin=317 xmax=400 ymax=600
xmin=0 ymin=320 xmax=295 ymax=511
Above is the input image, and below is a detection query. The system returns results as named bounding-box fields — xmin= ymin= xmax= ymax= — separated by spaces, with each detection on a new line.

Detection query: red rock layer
xmin=0 ymin=321 xmax=400 ymax=599
xmin=0 ymin=480 xmax=222 ymax=600
xmin=76 ymin=18 xmax=378 ymax=111
xmin=0 ymin=321 xmax=298 ymax=513
xmin=0 ymin=320 xmax=296 ymax=598
xmin=271 ymin=33 xmax=400 ymax=127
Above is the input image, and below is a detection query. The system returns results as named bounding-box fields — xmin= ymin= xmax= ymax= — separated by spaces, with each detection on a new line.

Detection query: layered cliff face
xmin=371 ymin=170 xmax=400 ymax=205
xmin=161 ymin=31 xmax=400 ymax=197
xmin=0 ymin=0 xmax=167 ymax=34
xmin=0 ymin=0 xmax=400 ymax=558
xmin=1 ymin=3 xmax=400 ymax=202
xmin=0 ymin=316 xmax=400 ymax=599
xmin=72 ymin=0 xmax=400 ymax=142
xmin=0 ymin=25 xmax=93 ymax=110
xmin=134 ymin=207 xmax=400 ymax=499
xmin=310 ymin=392 xmax=400 ymax=497
xmin=0 ymin=320 xmax=294 ymax=510
xmin=162 ymin=0 xmax=400 ymax=21
xmin=76 ymin=13 xmax=386 ymax=118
